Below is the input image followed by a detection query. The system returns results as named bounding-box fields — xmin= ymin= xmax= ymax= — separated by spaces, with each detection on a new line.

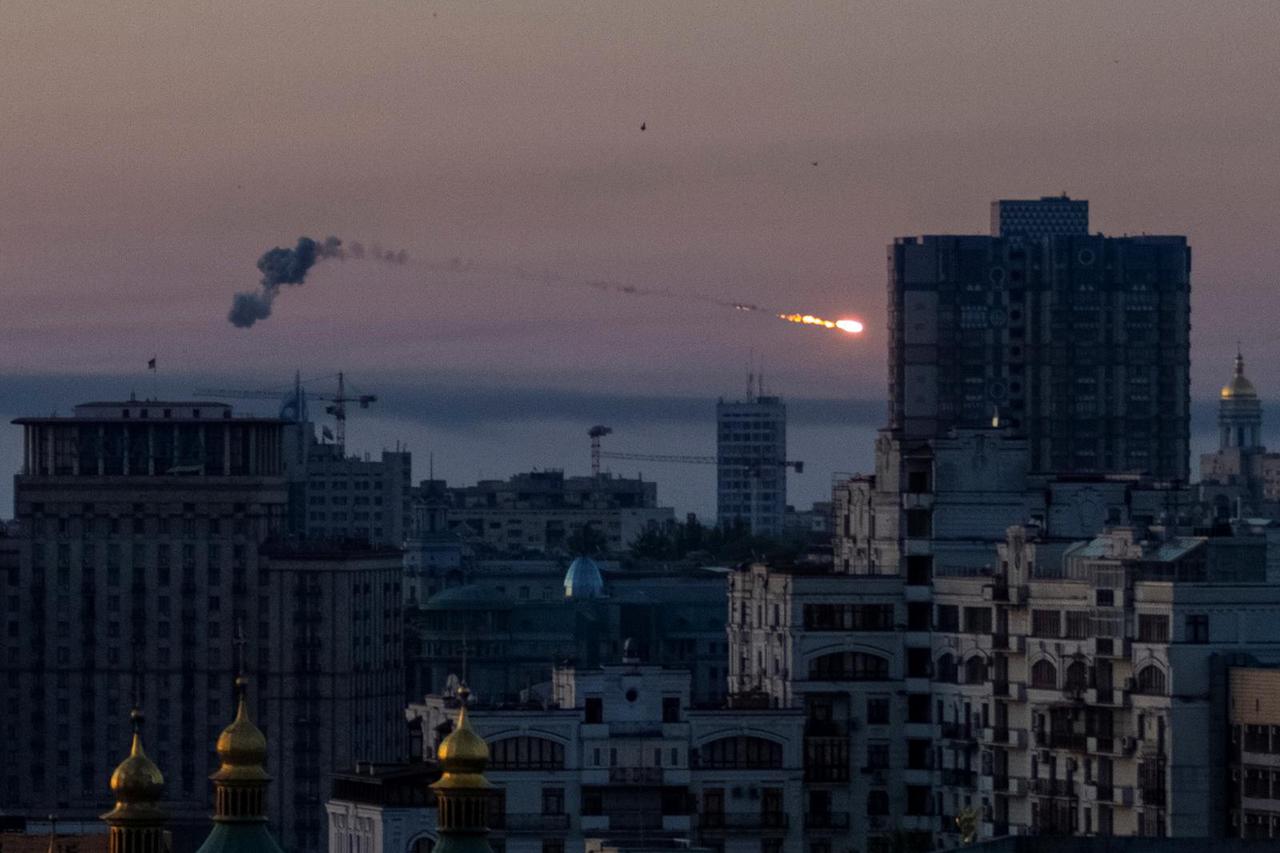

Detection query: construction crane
xmin=588 ymin=425 xmax=613 ymax=477
xmin=195 ymin=371 xmax=377 ymax=456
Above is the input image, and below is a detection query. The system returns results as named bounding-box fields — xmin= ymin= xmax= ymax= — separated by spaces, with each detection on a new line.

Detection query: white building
xmin=406 ymin=656 xmax=806 ymax=853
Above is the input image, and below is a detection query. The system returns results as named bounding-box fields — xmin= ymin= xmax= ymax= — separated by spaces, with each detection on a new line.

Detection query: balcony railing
xmin=607 ymin=767 xmax=663 ymax=785
xmin=699 ymin=812 xmax=789 ymax=831
xmin=498 ymin=813 xmax=570 ymax=833
xmin=805 ymin=811 xmax=851 ymax=830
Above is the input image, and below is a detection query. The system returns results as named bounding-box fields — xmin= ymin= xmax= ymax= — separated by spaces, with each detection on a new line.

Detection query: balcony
xmin=1030 ymin=778 xmax=1074 ymax=798
xmin=1139 ymin=787 xmax=1167 ymax=807
xmin=805 ymin=811 xmax=850 ymax=831
xmin=1048 ymin=732 xmax=1088 ymax=752
xmin=982 ymin=727 xmax=1028 ymax=749
xmin=499 ymin=813 xmax=570 ymax=833
xmin=699 ymin=812 xmax=789 ymax=832
xmin=607 ymin=767 xmax=664 ymax=785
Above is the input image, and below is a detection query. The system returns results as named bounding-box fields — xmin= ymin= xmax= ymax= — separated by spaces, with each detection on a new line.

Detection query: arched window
xmin=1065 ymin=660 xmax=1089 ymax=691
xmin=936 ymin=653 xmax=957 ymax=684
xmin=489 ymin=737 xmax=565 ymax=770
xmin=964 ymin=656 xmax=987 ymax=685
xmin=1031 ymin=659 xmax=1058 ymax=689
xmin=809 ymin=651 xmax=890 ymax=681
xmin=1136 ymin=665 xmax=1167 ymax=695
xmin=695 ymin=736 xmax=783 ymax=769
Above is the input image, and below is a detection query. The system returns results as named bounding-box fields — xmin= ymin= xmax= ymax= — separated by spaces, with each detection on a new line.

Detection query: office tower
xmin=889 ymin=198 xmax=1191 ymax=480
xmin=991 ymin=195 xmax=1089 ymax=238
xmin=716 ymin=393 xmax=787 ymax=536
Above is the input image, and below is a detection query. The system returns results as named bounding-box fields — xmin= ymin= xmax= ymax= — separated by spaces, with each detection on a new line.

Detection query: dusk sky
xmin=3 ymin=2 xmax=1278 ymax=516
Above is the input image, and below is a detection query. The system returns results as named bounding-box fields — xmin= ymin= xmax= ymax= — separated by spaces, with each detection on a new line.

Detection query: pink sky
xmin=2 ymin=2 xmax=1278 ymax=512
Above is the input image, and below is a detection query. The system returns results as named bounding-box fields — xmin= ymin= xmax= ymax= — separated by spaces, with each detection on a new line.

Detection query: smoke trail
xmin=228 ymin=235 xmax=409 ymax=328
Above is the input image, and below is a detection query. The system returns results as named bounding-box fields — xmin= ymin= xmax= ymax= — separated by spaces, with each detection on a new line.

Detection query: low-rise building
xmin=326 ymin=763 xmax=440 ymax=853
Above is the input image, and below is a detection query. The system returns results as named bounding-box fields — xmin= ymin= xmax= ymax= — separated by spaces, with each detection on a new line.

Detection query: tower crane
xmin=195 ymin=371 xmax=377 ymax=457
xmin=588 ymin=425 xmax=613 ymax=477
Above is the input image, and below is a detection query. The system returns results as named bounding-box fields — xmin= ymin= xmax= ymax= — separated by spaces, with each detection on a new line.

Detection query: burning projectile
xmin=777 ymin=313 xmax=864 ymax=334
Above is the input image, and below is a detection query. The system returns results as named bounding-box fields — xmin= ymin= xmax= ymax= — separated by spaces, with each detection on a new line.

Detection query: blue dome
xmin=564 ymin=557 xmax=605 ymax=599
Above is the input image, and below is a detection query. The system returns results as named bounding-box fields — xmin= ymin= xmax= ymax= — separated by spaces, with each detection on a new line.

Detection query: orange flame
xmin=778 ymin=313 xmax=864 ymax=334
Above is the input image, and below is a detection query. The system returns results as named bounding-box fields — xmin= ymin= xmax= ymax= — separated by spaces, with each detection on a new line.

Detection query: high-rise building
xmin=3 ymin=399 xmax=404 ymax=853
xmin=2 ymin=400 xmax=288 ymax=845
xmin=889 ymin=198 xmax=1191 ymax=480
xmin=716 ymin=394 xmax=787 ymax=536
xmin=991 ymin=195 xmax=1089 ymax=239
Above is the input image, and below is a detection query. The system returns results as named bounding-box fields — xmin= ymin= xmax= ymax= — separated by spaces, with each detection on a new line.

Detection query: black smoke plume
xmin=228 ymin=235 xmax=408 ymax=328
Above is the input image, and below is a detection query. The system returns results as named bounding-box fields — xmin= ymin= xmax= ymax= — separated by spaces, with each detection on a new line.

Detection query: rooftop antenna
xmin=233 ymin=620 xmax=248 ymax=680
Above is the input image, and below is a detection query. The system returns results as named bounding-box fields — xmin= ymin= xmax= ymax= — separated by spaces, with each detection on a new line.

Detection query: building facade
xmin=419 ymin=471 xmax=673 ymax=557
xmin=2 ymin=399 xmax=404 ymax=853
xmin=888 ymin=198 xmax=1191 ymax=480
xmin=407 ymin=659 xmax=806 ymax=853
xmin=717 ymin=395 xmax=787 ymax=537
xmin=990 ymin=196 xmax=1089 ymax=239
xmin=1200 ymin=352 xmax=1280 ymax=521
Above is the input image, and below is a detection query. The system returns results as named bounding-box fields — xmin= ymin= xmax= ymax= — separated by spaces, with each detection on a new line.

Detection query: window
xmin=907 ymin=648 xmax=930 ymax=678
xmin=935 ymin=605 xmax=959 ymax=632
xmin=935 ymin=653 xmax=957 ymax=683
xmin=809 ymin=651 xmax=890 ymax=681
xmin=1185 ymin=614 xmax=1209 ymax=644
xmin=541 ymin=786 xmax=565 ymax=815
xmin=905 ymin=509 xmax=932 ymax=538
xmin=1031 ymin=659 xmax=1058 ymax=689
xmin=803 ymin=604 xmax=895 ymax=631
xmin=694 ymin=736 xmax=782 ymax=769
xmin=1065 ymin=611 xmax=1091 ymax=639
xmin=1031 ymin=609 xmax=1061 ymax=638
xmin=584 ymin=697 xmax=603 ymax=724
xmin=662 ymin=697 xmax=680 ymax=723
xmin=867 ymin=789 xmax=889 ymax=815
xmin=964 ymin=655 xmax=987 ymax=685
xmin=865 ymin=741 xmax=890 ymax=770
xmin=1135 ymin=665 xmax=1167 ymax=695
xmin=488 ymin=737 xmax=566 ymax=770
xmin=963 ymin=607 xmax=992 ymax=634
xmin=866 ymin=697 xmax=890 ymax=725
xmin=1064 ymin=660 xmax=1089 ymax=691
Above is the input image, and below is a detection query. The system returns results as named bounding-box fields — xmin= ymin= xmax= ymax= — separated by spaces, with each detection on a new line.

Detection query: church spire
xmin=195 ymin=670 xmax=284 ymax=853
xmin=431 ymin=687 xmax=494 ymax=853
xmin=101 ymin=709 xmax=169 ymax=853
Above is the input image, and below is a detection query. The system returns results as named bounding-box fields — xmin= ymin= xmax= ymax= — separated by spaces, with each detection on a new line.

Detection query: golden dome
xmin=1222 ymin=350 xmax=1258 ymax=399
xmin=109 ymin=710 xmax=164 ymax=803
xmin=213 ymin=678 xmax=269 ymax=782
xmin=433 ymin=690 xmax=492 ymax=791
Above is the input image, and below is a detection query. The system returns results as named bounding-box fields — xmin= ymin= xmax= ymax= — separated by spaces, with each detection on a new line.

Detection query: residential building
xmin=1229 ymin=666 xmax=1280 ymax=839
xmin=717 ymin=394 xmax=787 ymax=536
xmin=327 ymin=763 xmax=440 ymax=853
xmin=257 ymin=542 xmax=407 ymax=852
xmin=420 ymin=471 xmax=673 ymax=557
xmin=285 ymin=418 xmax=413 ymax=548
xmin=888 ymin=198 xmax=1191 ymax=480
xmin=926 ymin=524 xmax=1280 ymax=843
xmin=990 ymin=195 xmax=1089 ymax=239
xmin=727 ymin=562 xmax=916 ymax=853
xmin=406 ymin=656 xmax=806 ymax=853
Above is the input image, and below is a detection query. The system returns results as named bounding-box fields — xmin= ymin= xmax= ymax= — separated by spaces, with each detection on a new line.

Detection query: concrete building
xmin=258 ymin=542 xmax=407 ymax=852
xmin=717 ymin=394 xmax=787 ymax=537
xmin=421 ymin=471 xmax=673 ymax=557
xmin=406 ymin=657 xmax=806 ymax=853
xmin=1 ymin=399 xmax=404 ymax=853
xmin=327 ymin=763 xmax=440 ymax=853
xmin=407 ymin=560 xmax=729 ymax=706
xmin=284 ymin=416 xmax=413 ymax=548
xmin=1229 ymin=666 xmax=1280 ymax=840
xmin=888 ymin=198 xmax=1191 ymax=480
xmin=991 ymin=195 xmax=1089 ymax=239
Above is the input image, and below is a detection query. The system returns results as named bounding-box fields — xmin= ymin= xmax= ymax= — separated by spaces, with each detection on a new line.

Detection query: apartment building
xmin=1229 ymin=666 xmax=1280 ymax=839
xmin=727 ymin=562 xmax=916 ymax=853
xmin=717 ymin=394 xmax=788 ymax=537
xmin=927 ymin=525 xmax=1280 ymax=843
xmin=406 ymin=658 xmax=806 ymax=853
